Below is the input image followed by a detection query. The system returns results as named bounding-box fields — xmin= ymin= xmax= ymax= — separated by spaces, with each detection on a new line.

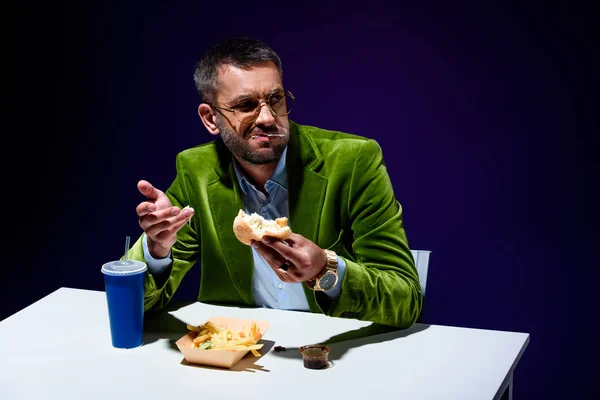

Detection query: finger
xmin=138 ymin=180 xmax=164 ymax=201
xmin=139 ymin=206 xmax=193 ymax=230
xmin=141 ymin=206 xmax=181 ymax=221
xmin=165 ymin=211 xmax=195 ymax=233
xmin=252 ymin=241 xmax=287 ymax=270
xmin=251 ymin=240 xmax=283 ymax=264
xmin=278 ymin=263 xmax=301 ymax=282
xmin=261 ymin=236 xmax=295 ymax=259
xmin=275 ymin=268 xmax=296 ymax=283
xmin=251 ymin=241 xmax=300 ymax=282
xmin=181 ymin=206 xmax=194 ymax=218
xmin=273 ymin=259 xmax=298 ymax=282
xmin=143 ymin=209 xmax=194 ymax=238
xmin=136 ymin=201 xmax=157 ymax=217
xmin=278 ymin=259 xmax=290 ymax=272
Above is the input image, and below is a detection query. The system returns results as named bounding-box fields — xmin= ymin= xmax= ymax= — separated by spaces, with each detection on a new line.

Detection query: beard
xmin=216 ymin=116 xmax=289 ymax=165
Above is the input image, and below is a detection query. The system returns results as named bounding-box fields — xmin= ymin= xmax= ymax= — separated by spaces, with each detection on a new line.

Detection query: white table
xmin=0 ymin=287 xmax=529 ymax=400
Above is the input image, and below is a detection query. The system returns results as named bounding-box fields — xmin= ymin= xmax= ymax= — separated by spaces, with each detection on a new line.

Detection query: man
xmin=128 ymin=36 xmax=422 ymax=328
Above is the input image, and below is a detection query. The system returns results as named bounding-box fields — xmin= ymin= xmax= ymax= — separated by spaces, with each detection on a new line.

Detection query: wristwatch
xmin=306 ymin=249 xmax=339 ymax=291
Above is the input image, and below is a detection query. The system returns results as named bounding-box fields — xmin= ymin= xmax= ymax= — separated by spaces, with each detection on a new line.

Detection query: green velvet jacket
xmin=127 ymin=121 xmax=423 ymax=328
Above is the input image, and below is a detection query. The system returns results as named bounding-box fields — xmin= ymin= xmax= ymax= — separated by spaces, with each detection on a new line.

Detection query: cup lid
xmin=101 ymin=260 xmax=147 ymax=276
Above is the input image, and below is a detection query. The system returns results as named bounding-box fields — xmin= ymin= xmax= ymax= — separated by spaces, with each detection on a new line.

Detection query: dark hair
xmin=193 ymin=37 xmax=283 ymax=104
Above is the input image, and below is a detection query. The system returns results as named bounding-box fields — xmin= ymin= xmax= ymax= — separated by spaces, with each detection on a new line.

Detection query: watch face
xmin=319 ymin=271 xmax=338 ymax=291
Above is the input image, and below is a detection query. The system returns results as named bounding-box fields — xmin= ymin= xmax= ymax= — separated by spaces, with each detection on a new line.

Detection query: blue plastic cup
xmin=101 ymin=260 xmax=147 ymax=349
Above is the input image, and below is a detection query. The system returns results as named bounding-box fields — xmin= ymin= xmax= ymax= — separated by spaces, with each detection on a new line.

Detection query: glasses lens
xmin=269 ymin=91 xmax=294 ymax=116
xmin=232 ymin=98 xmax=261 ymax=123
xmin=232 ymin=91 xmax=295 ymax=122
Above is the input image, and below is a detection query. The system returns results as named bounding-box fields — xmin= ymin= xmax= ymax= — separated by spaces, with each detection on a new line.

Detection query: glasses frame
xmin=211 ymin=90 xmax=295 ymax=123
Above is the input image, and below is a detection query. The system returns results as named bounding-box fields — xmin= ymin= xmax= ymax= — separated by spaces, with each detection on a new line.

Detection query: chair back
xmin=411 ymin=250 xmax=431 ymax=296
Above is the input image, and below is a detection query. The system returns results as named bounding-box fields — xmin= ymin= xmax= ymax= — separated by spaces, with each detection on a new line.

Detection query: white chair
xmin=411 ymin=250 xmax=431 ymax=296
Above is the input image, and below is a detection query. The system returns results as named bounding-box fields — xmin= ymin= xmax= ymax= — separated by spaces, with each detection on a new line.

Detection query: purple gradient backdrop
xmin=5 ymin=2 xmax=597 ymax=398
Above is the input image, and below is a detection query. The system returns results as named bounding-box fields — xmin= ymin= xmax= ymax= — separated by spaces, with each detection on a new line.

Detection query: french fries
xmin=186 ymin=320 xmax=264 ymax=357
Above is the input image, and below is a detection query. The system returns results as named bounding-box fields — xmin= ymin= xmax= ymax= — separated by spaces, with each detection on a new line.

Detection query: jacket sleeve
xmin=317 ymin=139 xmax=423 ymax=328
xmin=126 ymin=153 xmax=201 ymax=312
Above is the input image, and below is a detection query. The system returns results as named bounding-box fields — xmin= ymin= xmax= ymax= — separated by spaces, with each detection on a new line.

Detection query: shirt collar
xmin=233 ymin=146 xmax=288 ymax=195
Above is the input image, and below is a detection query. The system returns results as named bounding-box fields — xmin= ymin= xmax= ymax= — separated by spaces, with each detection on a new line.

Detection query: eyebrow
xmin=227 ymin=88 xmax=284 ymax=106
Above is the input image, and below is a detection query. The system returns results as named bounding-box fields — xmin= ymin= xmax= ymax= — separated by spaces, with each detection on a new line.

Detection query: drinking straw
xmin=124 ymin=236 xmax=130 ymax=261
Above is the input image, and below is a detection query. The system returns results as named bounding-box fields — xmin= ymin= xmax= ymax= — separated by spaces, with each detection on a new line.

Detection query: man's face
xmin=214 ymin=62 xmax=290 ymax=165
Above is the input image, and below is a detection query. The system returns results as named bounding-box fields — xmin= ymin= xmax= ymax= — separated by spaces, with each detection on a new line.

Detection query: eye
xmin=269 ymin=93 xmax=284 ymax=105
xmin=233 ymin=99 xmax=259 ymax=112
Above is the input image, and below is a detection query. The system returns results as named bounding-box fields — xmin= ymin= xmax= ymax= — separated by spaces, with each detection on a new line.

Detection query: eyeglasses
xmin=211 ymin=90 xmax=295 ymax=123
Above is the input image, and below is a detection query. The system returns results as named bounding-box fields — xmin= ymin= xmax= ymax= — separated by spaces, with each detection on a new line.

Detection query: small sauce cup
xmin=299 ymin=344 xmax=330 ymax=369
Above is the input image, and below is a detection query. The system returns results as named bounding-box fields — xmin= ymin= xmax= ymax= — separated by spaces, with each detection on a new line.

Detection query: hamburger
xmin=233 ymin=209 xmax=292 ymax=245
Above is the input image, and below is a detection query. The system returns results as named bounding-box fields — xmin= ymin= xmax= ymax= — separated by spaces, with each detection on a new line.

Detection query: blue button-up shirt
xmin=143 ymin=146 xmax=345 ymax=310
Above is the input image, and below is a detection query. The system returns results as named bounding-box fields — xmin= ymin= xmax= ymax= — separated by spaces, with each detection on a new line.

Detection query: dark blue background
xmin=5 ymin=2 xmax=597 ymax=398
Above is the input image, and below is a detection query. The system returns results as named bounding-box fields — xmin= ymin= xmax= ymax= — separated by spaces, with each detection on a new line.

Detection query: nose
xmin=254 ymin=100 xmax=276 ymax=125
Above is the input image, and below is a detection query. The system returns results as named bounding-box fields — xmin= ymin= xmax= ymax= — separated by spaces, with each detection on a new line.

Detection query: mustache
xmin=244 ymin=124 xmax=279 ymax=138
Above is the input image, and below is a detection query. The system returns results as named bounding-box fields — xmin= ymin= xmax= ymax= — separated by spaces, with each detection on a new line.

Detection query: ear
xmin=198 ymin=103 xmax=220 ymax=136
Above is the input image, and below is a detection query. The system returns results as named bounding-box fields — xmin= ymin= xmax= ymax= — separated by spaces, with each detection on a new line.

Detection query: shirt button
xmin=277 ymin=282 xmax=284 ymax=289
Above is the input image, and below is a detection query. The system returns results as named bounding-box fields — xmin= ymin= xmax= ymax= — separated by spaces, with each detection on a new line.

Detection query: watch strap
xmin=307 ymin=249 xmax=338 ymax=291
xmin=324 ymin=249 xmax=338 ymax=270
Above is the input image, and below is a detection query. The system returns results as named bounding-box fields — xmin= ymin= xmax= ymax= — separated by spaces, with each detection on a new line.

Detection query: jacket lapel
xmin=208 ymin=140 xmax=254 ymax=305
xmin=287 ymin=122 xmax=327 ymax=312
